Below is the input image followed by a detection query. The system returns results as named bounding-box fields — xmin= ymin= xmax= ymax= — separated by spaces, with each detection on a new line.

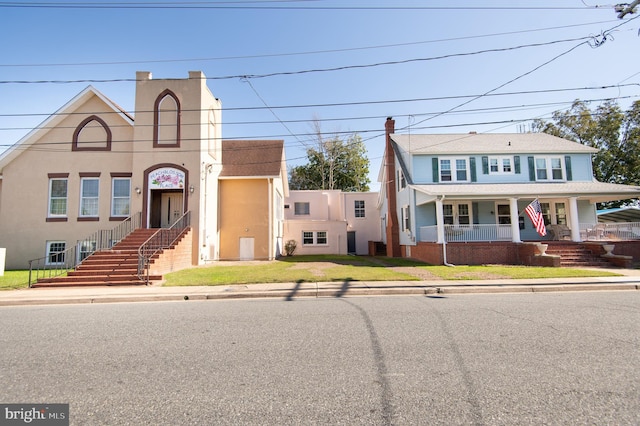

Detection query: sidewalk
xmin=1 ymin=269 xmax=639 ymax=307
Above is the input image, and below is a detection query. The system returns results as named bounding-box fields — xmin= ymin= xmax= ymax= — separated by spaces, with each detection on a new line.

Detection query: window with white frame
xmin=302 ymin=231 xmax=327 ymax=245
xmin=401 ymin=205 xmax=411 ymax=232
xmin=80 ymin=178 xmax=99 ymax=217
xmin=354 ymin=200 xmax=365 ymax=218
xmin=294 ymin=202 xmax=310 ymax=215
xmin=48 ymin=178 xmax=68 ymax=217
xmin=496 ymin=204 xmax=511 ymax=224
xmin=440 ymin=158 xmax=469 ymax=182
xmin=443 ymin=203 xmax=471 ymax=226
xmin=111 ymin=178 xmax=131 ymax=217
xmin=397 ymin=170 xmax=406 ymax=191
xmin=489 ymin=156 xmax=513 ymax=174
xmin=535 ymin=157 xmax=564 ymax=181
xmin=46 ymin=241 xmax=66 ymax=265
xmin=78 ymin=240 xmax=96 ymax=262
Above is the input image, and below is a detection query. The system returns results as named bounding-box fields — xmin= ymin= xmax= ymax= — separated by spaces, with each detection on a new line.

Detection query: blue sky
xmin=1 ymin=1 xmax=639 ymax=191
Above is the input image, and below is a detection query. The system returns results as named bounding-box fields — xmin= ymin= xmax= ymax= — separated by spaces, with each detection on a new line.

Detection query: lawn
xmin=163 ymin=255 xmax=621 ymax=287
xmin=0 ymin=270 xmax=31 ymax=290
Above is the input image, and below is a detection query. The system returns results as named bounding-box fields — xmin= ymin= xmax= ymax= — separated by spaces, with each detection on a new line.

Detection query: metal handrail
xmin=137 ymin=211 xmax=191 ymax=284
xmin=28 ymin=212 xmax=142 ymax=287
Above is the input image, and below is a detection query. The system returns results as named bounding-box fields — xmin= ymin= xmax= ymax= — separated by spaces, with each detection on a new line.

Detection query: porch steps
xmin=32 ymin=229 xmax=166 ymax=288
xmin=544 ymin=242 xmax=612 ymax=268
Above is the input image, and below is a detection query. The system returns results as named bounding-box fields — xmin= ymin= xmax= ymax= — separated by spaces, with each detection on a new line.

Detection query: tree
xmin=289 ymin=127 xmax=370 ymax=192
xmin=532 ymin=99 xmax=640 ymax=207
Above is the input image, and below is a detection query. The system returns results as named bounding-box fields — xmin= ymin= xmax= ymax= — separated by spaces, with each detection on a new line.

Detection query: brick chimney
xmin=384 ymin=118 xmax=402 ymax=257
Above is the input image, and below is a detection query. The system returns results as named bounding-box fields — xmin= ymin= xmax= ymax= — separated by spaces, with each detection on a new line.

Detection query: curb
xmin=0 ymin=283 xmax=638 ymax=307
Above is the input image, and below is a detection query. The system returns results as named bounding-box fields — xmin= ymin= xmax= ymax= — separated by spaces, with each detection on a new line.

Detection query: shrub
xmin=284 ymin=240 xmax=297 ymax=256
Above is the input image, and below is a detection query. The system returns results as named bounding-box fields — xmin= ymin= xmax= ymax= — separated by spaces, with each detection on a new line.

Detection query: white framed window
xmin=302 ymin=231 xmax=327 ymax=246
xmin=443 ymin=203 xmax=471 ymax=226
xmin=48 ymin=178 xmax=68 ymax=217
xmin=496 ymin=204 xmax=511 ymax=225
xmin=46 ymin=241 xmax=66 ymax=265
xmin=78 ymin=240 xmax=96 ymax=262
xmin=535 ymin=157 xmax=564 ymax=181
xmin=440 ymin=158 xmax=469 ymax=182
xmin=111 ymin=178 xmax=131 ymax=217
xmin=294 ymin=202 xmax=310 ymax=216
xmin=397 ymin=170 xmax=406 ymax=191
xmin=489 ymin=156 xmax=513 ymax=174
xmin=354 ymin=200 xmax=365 ymax=218
xmin=79 ymin=178 xmax=99 ymax=217
xmin=401 ymin=205 xmax=411 ymax=232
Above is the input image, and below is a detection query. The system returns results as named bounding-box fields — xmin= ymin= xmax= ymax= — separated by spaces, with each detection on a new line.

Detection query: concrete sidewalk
xmin=1 ymin=269 xmax=639 ymax=306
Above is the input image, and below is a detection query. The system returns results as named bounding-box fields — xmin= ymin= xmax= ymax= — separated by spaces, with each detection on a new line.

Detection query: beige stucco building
xmin=0 ymin=71 xmax=288 ymax=270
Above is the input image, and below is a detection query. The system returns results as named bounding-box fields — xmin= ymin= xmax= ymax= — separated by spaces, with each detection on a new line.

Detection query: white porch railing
xmin=580 ymin=222 xmax=640 ymax=241
xmin=419 ymin=224 xmax=513 ymax=242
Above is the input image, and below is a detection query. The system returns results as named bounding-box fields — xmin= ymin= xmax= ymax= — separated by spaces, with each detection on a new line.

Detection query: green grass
xmin=0 ymin=270 xmax=31 ymax=290
xmin=163 ymin=255 xmax=622 ymax=286
xmin=421 ymin=265 xmax=620 ymax=280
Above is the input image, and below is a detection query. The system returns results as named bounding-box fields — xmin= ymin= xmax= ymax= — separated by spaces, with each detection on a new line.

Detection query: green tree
xmin=532 ymin=99 xmax=640 ymax=207
xmin=289 ymin=131 xmax=370 ymax=192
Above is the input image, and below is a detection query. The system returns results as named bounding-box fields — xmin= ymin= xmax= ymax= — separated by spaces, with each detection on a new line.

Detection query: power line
xmin=0 ymin=36 xmax=609 ymax=84
xmin=0 ymin=19 xmax=619 ymax=68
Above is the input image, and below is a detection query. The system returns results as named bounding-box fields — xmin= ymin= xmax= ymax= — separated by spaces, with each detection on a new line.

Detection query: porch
xmin=418 ymin=222 xmax=640 ymax=243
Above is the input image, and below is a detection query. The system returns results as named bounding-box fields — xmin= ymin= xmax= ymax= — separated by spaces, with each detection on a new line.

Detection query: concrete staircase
xmin=544 ymin=242 xmax=612 ymax=268
xmin=32 ymin=229 xmax=164 ymax=288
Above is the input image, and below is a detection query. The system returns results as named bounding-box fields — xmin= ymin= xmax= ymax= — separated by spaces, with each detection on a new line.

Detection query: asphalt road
xmin=1 ymin=292 xmax=639 ymax=425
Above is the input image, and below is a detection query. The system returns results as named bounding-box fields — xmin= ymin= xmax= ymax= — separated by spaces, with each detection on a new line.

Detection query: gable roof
xmin=220 ymin=139 xmax=285 ymax=178
xmin=391 ymin=133 xmax=598 ymax=155
xmin=0 ymin=86 xmax=134 ymax=172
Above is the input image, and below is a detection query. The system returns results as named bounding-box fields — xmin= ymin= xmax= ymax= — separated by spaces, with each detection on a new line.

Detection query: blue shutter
xmin=470 ymin=157 xmax=477 ymax=182
xmin=482 ymin=156 xmax=489 ymax=174
xmin=528 ymin=156 xmax=535 ymax=181
xmin=514 ymin=156 xmax=521 ymax=174
xmin=564 ymin=155 xmax=572 ymax=181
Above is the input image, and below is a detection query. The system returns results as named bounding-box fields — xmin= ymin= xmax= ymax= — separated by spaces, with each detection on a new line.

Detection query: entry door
xmin=347 ymin=231 xmax=356 ymax=254
xmin=160 ymin=192 xmax=183 ymax=228
xmin=239 ymin=237 xmax=255 ymax=261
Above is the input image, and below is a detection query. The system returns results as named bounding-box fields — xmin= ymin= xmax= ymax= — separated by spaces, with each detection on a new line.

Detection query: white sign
xmin=148 ymin=168 xmax=185 ymax=190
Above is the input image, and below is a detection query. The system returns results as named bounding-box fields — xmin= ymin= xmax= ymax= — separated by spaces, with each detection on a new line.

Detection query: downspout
xmin=439 ymin=195 xmax=455 ymax=267
xmin=268 ymin=178 xmax=273 ymax=260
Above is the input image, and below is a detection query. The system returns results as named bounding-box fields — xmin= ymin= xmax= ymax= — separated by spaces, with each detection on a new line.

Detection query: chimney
xmin=384 ymin=118 xmax=402 ymax=257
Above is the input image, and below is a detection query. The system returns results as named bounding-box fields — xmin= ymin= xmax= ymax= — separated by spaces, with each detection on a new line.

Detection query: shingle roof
xmin=220 ymin=139 xmax=285 ymax=177
xmin=391 ymin=133 xmax=598 ymax=155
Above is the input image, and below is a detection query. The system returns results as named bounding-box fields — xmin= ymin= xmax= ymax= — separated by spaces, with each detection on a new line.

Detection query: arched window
xmin=154 ymin=90 xmax=180 ymax=147
xmin=72 ymin=115 xmax=111 ymax=151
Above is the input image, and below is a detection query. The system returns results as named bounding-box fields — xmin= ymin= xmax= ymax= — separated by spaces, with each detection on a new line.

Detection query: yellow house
xmin=0 ymin=71 xmax=287 ymax=273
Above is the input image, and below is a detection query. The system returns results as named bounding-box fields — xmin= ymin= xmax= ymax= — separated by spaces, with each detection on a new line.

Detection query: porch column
xmin=569 ymin=197 xmax=581 ymax=242
xmin=509 ymin=198 xmax=522 ymax=243
xmin=435 ymin=197 xmax=445 ymax=244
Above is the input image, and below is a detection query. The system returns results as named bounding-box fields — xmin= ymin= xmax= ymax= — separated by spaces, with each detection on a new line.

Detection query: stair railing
xmin=28 ymin=212 xmax=142 ymax=287
xmin=137 ymin=211 xmax=191 ymax=284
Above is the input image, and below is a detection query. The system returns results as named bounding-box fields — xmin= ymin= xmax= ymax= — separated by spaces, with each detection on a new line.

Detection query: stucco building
xmin=0 ymin=71 xmax=288 ymax=270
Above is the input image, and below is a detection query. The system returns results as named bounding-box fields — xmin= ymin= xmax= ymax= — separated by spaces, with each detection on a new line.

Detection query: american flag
xmin=525 ymin=199 xmax=547 ymax=236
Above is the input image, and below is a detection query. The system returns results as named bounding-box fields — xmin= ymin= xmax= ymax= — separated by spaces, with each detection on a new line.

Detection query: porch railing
xmin=28 ymin=212 xmax=142 ymax=287
xmin=137 ymin=211 xmax=191 ymax=284
xmin=580 ymin=222 xmax=640 ymax=241
xmin=419 ymin=224 xmax=513 ymax=243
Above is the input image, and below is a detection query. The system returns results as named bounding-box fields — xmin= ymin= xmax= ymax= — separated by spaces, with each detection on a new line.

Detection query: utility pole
xmin=615 ymin=1 xmax=639 ymax=18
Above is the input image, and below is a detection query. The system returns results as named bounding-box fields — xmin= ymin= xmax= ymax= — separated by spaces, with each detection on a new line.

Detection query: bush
xmin=284 ymin=240 xmax=297 ymax=256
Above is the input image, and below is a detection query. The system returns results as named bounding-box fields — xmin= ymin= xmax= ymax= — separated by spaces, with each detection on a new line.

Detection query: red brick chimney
xmin=384 ymin=117 xmax=402 ymax=257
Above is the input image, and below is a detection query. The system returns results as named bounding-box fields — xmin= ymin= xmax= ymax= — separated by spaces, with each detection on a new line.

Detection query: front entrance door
xmin=149 ymin=189 xmax=184 ymax=228
xmin=347 ymin=231 xmax=356 ymax=254
xmin=239 ymin=237 xmax=254 ymax=261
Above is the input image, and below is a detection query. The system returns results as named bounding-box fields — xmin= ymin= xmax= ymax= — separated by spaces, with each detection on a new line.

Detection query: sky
xmin=1 ymin=1 xmax=639 ymax=191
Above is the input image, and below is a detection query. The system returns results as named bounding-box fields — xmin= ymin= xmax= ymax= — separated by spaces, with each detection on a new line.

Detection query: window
xmin=111 ymin=178 xmax=131 ymax=217
xmin=397 ymin=170 xmax=406 ymax=191
xmin=496 ymin=204 xmax=511 ymax=225
xmin=48 ymin=178 xmax=68 ymax=217
xmin=443 ymin=203 xmax=471 ymax=226
xmin=440 ymin=158 xmax=469 ymax=182
xmin=302 ymin=231 xmax=327 ymax=245
xmin=401 ymin=205 xmax=411 ymax=232
xmin=46 ymin=241 xmax=66 ymax=265
xmin=535 ymin=157 xmax=564 ymax=181
xmin=555 ymin=202 xmax=567 ymax=225
xmin=78 ymin=240 xmax=96 ymax=262
xmin=354 ymin=200 xmax=365 ymax=218
xmin=539 ymin=202 xmax=567 ymax=226
xmin=294 ymin=202 xmax=310 ymax=215
xmin=489 ymin=156 xmax=513 ymax=174
xmin=153 ymin=90 xmax=180 ymax=148
xmin=80 ymin=178 xmax=99 ymax=217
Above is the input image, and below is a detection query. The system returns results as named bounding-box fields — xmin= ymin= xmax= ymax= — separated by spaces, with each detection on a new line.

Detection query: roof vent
xmin=469 ymin=131 xmax=477 ymax=134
